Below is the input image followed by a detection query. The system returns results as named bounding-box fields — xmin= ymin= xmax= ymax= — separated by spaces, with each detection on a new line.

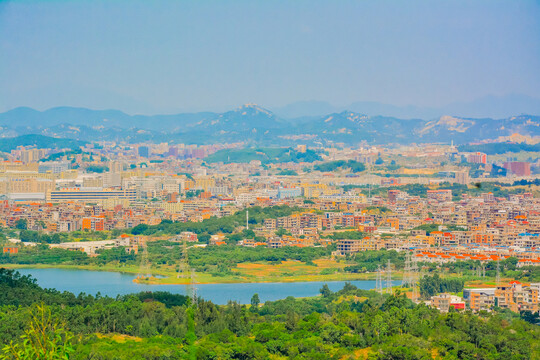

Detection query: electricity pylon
xmin=178 ymin=238 xmax=197 ymax=307
xmin=403 ymin=251 xmax=412 ymax=287
xmin=403 ymin=251 xmax=419 ymax=302
xmin=137 ymin=239 xmax=149 ymax=279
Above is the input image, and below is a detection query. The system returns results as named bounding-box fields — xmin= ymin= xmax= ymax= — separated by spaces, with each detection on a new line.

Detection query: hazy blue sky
xmin=1 ymin=0 xmax=539 ymax=114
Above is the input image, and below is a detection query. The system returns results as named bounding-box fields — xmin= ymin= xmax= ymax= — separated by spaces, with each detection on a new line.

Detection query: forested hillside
xmin=0 ymin=268 xmax=538 ymax=359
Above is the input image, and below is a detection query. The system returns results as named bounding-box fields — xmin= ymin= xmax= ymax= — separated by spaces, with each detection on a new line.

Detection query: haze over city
xmin=1 ymin=0 xmax=540 ymax=116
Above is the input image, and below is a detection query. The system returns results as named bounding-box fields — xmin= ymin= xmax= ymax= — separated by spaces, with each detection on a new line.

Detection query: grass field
xmin=1 ymin=259 xmax=378 ymax=285
xmin=135 ymin=258 xmax=379 ymax=284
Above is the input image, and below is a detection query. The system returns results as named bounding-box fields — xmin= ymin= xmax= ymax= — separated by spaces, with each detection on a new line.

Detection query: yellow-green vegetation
xmin=135 ymin=259 xmax=378 ymax=285
xmin=0 ymin=303 xmax=74 ymax=359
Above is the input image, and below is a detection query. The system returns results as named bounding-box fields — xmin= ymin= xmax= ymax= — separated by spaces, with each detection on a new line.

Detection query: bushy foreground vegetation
xmin=1 ymin=268 xmax=539 ymax=359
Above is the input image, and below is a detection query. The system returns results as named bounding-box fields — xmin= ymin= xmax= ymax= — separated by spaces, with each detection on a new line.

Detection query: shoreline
xmin=1 ymin=263 xmax=379 ymax=285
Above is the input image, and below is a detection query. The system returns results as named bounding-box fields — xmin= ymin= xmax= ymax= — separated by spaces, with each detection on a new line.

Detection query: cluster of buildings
xmin=2 ymin=143 xmax=539 ymax=319
xmin=49 ymin=234 xmax=139 ymax=255
xmin=1 ymin=167 xmax=538 ymax=261
xmin=464 ymin=281 xmax=539 ymax=313
xmin=428 ymin=280 xmax=539 ymax=313
xmin=0 ymin=141 xmax=537 ymax=259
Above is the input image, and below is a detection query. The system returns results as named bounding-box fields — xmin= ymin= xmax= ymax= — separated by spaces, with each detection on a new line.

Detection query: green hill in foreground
xmin=1 ymin=267 xmax=539 ymax=359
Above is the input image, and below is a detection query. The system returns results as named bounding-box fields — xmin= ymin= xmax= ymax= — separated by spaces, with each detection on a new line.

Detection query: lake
xmin=15 ymin=268 xmax=399 ymax=305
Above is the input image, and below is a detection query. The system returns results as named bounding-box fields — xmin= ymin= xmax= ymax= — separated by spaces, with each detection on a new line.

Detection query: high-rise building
xmin=388 ymin=190 xmax=401 ymax=203
xmin=503 ymin=162 xmax=531 ymax=176
xmin=138 ymin=146 xmax=150 ymax=158
xmin=168 ymin=146 xmax=179 ymax=157
xmin=467 ymin=152 xmax=487 ymax=164
xmin=19 ymin=148 xmax=48 ymax=163
xmin=109 ymin=161 xmax=124 ymax=173
xmin=38 ymin=161 xmax=70 ymax=174
xmin=455 ymin=171 xmax=469 ymax=185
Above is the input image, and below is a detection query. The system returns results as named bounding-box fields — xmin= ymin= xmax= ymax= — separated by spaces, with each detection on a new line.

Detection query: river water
xmin=15 ymin=268 xmax=397 ymax=305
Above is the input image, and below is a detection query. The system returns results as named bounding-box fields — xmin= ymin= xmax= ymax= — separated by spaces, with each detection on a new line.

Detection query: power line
xmin=137 ymin=238 xmax=149 ymax=280
xmin=376 ymin=265 xmax=383 ymax=294
xmin=191 ymin=269 xmax=197 ymax=307
xmin=496 ymin=259 xmax=501 ymax=286
xmin=403 ymin=251 xmax=419 ymax=302
xmin=386 ymin=260 xmax=392 ymax=294
xmin=179 ymin=238 xmax=197 ymax=307
xmin=403 ymin=251 xmax=412 ymax=288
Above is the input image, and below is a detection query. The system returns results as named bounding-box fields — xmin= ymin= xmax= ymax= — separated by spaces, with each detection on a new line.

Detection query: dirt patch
xmin=342 ymin=347 xmax=371 ymax=360
xmin=96 ymin=333 xmax=143 ymax=343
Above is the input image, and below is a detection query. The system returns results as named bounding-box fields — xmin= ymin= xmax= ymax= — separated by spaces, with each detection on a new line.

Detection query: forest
xmin=1 ymin=268 xmax=539 ymax=359
xmin=352 ymin=181 xmax=531 ymax=200
xmin=457 ymin=142 xmax=540 ymax=155
xmin=204 ymin=148 xmax=322 ymax=164
xmin=313 ymin=160 xmax=366 ymax=173
xmin=0 ymin=134 xmax=86 ymax=153
xmin=418 ymin=274 xmax=465 ymax=298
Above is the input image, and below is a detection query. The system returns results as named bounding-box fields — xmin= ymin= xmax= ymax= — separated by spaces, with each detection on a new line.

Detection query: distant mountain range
xmin=272 ymin=94 xmax=540 ymax=119
xmin=0 ymin=104 xmax=538 ymax=146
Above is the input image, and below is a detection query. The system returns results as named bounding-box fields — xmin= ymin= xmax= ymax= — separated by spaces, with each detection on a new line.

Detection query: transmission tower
xmin=176 ymin=238 xmax=197 ymax=307
xmin=190 ymin=269 xmax=198 ymax=307
xmin=411 ymin=254 xmax=419 ymax=302
xmin=402 ymin=253 xmax=409 ymax=288
xmin=376 ymin=265 xmax=383 ymax=294
xmin=403 ymin=251 xmax=412 ymax=288
xmin=137 ymin=239 xmax=149 ymax=279
xmin=179 ymin=240 xmax=190 ymax=279
xmin=386 ymin=260 xmax=393 ymax=294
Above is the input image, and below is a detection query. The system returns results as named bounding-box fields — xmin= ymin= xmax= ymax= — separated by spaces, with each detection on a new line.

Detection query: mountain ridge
xmin=0 ymin=105 xmax=538 ymax=146
xmin=271 ymin=94 xmax=540 ymax=120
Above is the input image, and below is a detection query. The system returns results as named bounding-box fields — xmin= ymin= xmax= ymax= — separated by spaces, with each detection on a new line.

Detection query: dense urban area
xmin=0 ymin=134 xmax=539 ymax=358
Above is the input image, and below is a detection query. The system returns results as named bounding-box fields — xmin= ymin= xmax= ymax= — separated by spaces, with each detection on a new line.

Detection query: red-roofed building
xmin=3 ymin=247 xmax=18 ymax=254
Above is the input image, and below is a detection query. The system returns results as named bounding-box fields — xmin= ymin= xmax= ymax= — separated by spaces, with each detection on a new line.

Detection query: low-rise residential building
xmin=468 ymin=289 xmax=496 ymax=311
xmin=495 ymin=281 xmax=539 ymax=313
xmin=430 ymin=293 xmax=466 ymax=312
